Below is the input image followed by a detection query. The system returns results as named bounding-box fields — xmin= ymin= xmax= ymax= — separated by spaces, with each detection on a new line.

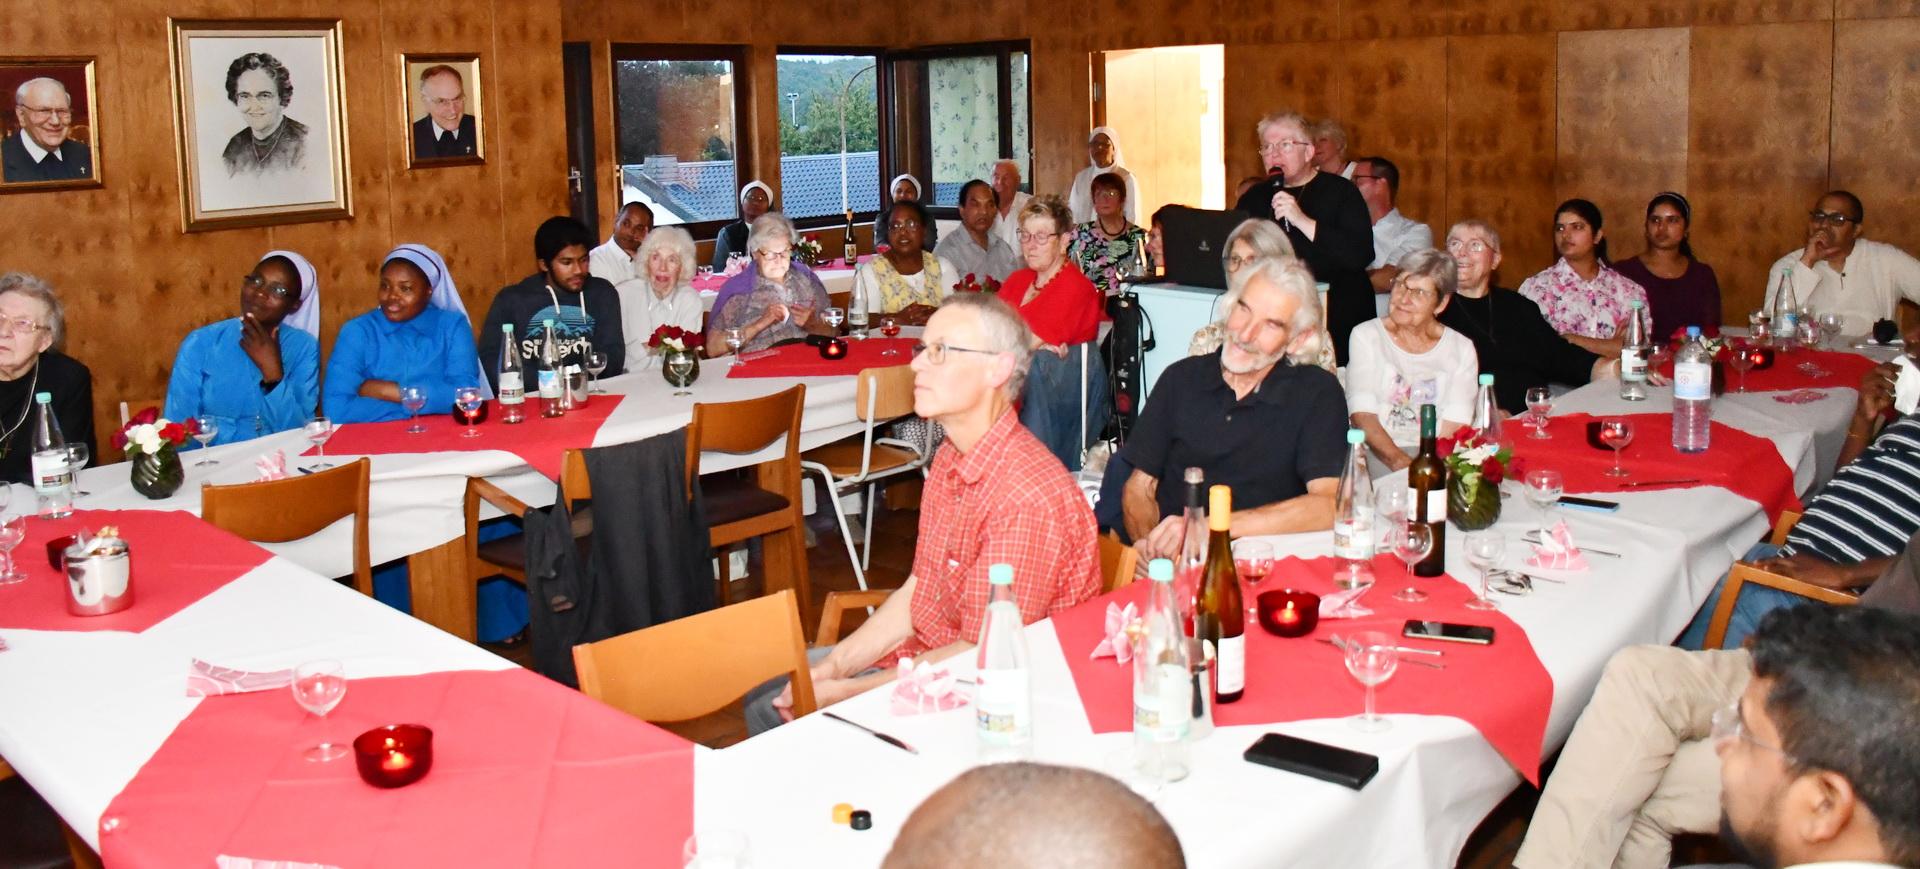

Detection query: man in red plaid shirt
xmin=749 ymin=293 xmax=1102 ymax=733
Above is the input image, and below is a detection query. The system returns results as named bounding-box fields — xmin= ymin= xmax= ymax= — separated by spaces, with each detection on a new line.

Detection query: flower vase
xmin=1447 ymin=473 xmax=1501 ymax=532
xmin=661 ymin=349 xmax=701 ymax=388
xmin=130 ymin=445 xmax=184 ymax=500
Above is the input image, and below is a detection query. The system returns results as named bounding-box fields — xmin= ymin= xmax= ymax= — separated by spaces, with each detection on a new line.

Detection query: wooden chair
xmin=201 ymin=458 xmax=371 ymax=596
xmin=574 ymin=589 xmax=815 ymax=723
xmin=1100 ymin=530 xmax=1139 ymax=593
xmin=1702 ymin=509 xmax=1860 ymax=649
xmin=687 ymin=385 xmax=808 ymax=609
xmin=465 ymin=449 xmax=594 ymax=589
xmin=800 ymin=366 xmax=927 ymax=591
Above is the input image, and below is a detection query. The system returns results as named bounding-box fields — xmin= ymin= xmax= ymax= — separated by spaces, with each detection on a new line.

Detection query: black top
xmin=1121 ymin=351 xmax=1349 ymax=521
xmin=1233 ymin=171 xmax=1375 ymax=365
xmin=1 ymin=135 xmax=93 ymax=183
xmin=1437 ymin=287 xmax=1599 ymax=414
xmin=411 ymin=115 xmax=479 ymax=161
xmin=477 ymin=273 xmax=627 ymax=392
xmin=711 ymin=221 xmax=750 ymax=271
xmin=0 ymin=352 xmax=94 ymax=485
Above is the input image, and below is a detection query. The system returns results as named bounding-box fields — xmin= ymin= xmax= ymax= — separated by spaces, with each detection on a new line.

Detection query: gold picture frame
xmin=168 ymin=18 xmax=352 ymax=232
xmin=401 ymin=53 xmax=484 ymax=168
xmin=0 ymin=57 xmax=103 ymax=194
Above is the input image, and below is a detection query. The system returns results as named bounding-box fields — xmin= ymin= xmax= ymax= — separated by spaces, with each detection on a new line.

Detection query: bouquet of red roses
xmin=1435 ymin=427 xmax=1518 ymax=504
xmin=952 ymin=272 xmax=1002 ymax=294
xmin=647 ymin=324 xmax=704 ymax=353
xmin=111 ymin=407 xmax=199 ymax=457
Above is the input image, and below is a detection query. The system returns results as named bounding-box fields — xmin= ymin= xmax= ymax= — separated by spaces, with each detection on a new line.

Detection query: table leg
xmin=408 ymin=537 xmax=477 ymax=643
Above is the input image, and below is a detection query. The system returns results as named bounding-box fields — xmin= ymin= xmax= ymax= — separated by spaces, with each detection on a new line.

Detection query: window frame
xmin=608 ymin=42 xmax=754 ymax=240
xmin=884 ymin=40 xmax=1033 ymax=222
xmin=773 ymin=45 xmax=892 ymax=232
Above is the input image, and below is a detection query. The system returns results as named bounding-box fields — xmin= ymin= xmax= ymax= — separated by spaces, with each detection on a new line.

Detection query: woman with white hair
xmin=0 ymin=273 xmax=91 ymax=484
xmin=710 ymin=180 xmax=774 ymax=271
xmin=707 ymin=212 xmax=833 ymax=355
xmin=1067 ymin=127 xmax=1140 ymax=224
xmin=1344 ymin=248 xmax=1479 ymax=471
xmin=165 ymin=250 xmax=321 ymax=446
xmin=621 ymin=226 xmax=704 ymax=364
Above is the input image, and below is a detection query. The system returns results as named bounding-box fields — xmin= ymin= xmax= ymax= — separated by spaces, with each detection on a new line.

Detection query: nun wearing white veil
xmin=711 ymin=180 xmax=775 ymax=270
xmin=1067 ymin=126 xmax=1140 ymax=224
xmin=323 ymin=243 xmax=487 ymax=423
xmin=164 ymin=250 xmax=322 ymax=446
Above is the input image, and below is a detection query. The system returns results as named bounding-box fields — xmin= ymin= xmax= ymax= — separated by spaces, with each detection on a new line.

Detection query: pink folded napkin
xmin=735 ymin=348 xmax=780 ymax=364
xmin=889 ymin=659 xmax=969 ymax=716
xmin=254 ymin=450 xmax=288 ymax=481
xmin=1527 ymin=521 xmax=1591 ymax=571
xmin=1087 ymin=601 xmax=1141 ymax=663
xmin=1317 ymin=586 xmax=1374 ymax=619
xmin=0 ymin=635 xmax=9 ymax=652
xmin=1772 ymin=388 xmax=1828 ymax=405
xmin=186 ymin=659 xmax=295 ymax=697
xmin=216 ymin=856 xmax=341 ymax=869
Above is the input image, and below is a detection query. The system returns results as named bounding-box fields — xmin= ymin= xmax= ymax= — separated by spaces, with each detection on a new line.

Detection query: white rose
xmin=133 ymin=430 xmax=163 ymax=454
xmin=1457 ymin=444 xmax=1497 ymax=465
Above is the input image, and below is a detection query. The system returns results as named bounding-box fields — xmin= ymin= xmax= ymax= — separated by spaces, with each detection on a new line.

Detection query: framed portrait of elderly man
xmin=401 ymin=54 xmax=484 ymax=168
xmin=168 ymin=19 xmax=351 ymax=232
xmin=0 ymin=58 xmax=101 ymax=193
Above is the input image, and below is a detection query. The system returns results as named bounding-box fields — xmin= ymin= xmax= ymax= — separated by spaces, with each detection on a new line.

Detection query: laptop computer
xmin=1159 ymin=206 xmax=1251 ymax=290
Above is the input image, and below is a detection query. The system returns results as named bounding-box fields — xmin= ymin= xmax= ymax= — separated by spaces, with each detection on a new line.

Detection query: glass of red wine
xmin=454 ymin=387 xmax=485 ymax=438
xmin=1232 ymin=539 xmax=1275 ymax=617
xmin=879 ymin=316 xmax=902 ymax=355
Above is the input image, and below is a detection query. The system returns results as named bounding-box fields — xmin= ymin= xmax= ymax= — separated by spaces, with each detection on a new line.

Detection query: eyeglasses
xmin=1809 ymin=210 xmax=1859 ymax=227
xmin=911 ymin=341 xmax=997 ymax=365
xmin=1446 ymin=239 xmax=1492 ymax=255
xmin=1016 ymin=230 xmax=1060 ymax=246
xmin=21 ymin=106 xmax=72 ymax=122
xmin=753 ymin=247 xmax=794 ymax=261
xmin=242 ymin=273 xmax=295 ymax=300
xmin=0 ymin=317 xmax=47 ymax=338
xmin=1093 ymin=188 xmax=1124 ymax=199
xmin=1390 ymin=278 xmax=1438 ymax=302
xmin=1711 ymin=702 xmax=1794 ymax=761
xmin=1258 ymin=140 xmax=1313 ymax=155
xmin=888 ymin=218 xmax=923 ymax=231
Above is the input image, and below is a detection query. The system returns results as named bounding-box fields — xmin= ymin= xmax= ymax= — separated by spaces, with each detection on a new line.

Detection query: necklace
xmin=0 ymin=361 xmax=41 ymax=459
xmin=249 ymin=122 xmax=288 ymax=164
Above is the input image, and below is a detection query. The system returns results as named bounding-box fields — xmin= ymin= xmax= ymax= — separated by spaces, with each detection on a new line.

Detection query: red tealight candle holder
xmin=353 ymin=724 xmax=433 ymax=788
xmin=1750 ymin=347 xmax=1775 ymax=370
xmin=819 ymin=337 xmax=848 ymax=360
xmin=1256 ymin=589 xmax=1320 ymax=638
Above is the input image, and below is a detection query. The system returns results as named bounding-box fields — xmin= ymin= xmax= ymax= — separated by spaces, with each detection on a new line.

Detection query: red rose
xmin=110 ymin=430 xmax=128 ymax=451
xmin=1436 ymin=435 xmax=1455 ymax=459
xmin=1508 ymin=456 xmax=1529 ymax=480
xmin=1480 ymin=457 xmax=1505 ymax=484
xmin=130 ymin=406 xmax=159 ymax=427
xmin=183 ymin=418 xmax=201 ymax=436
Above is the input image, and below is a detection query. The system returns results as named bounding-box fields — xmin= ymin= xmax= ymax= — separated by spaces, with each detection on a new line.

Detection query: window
xmin=888 ymin=43 xmax=1032 ymax=210
xmin=611 ymin=46 xmax=748 ymax=233
xmin=776 ymin=52 xmax=883 ymax=223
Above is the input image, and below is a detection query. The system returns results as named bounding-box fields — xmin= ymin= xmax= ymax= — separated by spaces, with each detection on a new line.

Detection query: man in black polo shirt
xmin=1121 ymin=255 xmax=1349 ymax=560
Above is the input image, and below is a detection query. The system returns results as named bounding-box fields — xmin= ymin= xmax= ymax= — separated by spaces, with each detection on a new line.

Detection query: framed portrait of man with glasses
xmin=402 ymin=54 xmax=484 ymax=169
xmin=0 ymin=57 xmax=101 ymax=193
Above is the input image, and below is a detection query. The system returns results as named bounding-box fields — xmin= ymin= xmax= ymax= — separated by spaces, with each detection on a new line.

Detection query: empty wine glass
xmin=585 ymin=350 xmax=609 ymax=393
xmin=1232 ymin=539 xmax=1274 ymax=617
xmin=1600 ymin=417 xmax=1634 ymax=478
xmin=1464 ymin=530 xmax=1506 ymax=611
xmin=724 ymin=328 xmax=745 ymax=364
xmin=62 ymin=442 xmax=90 ymax=499
xmin=697 ymin=265 xmax=715 ymax=281
xmin=304 ymin=416 xmax=335 ymax=470
xmin=399 ymin=386 xmax=428 ymax=434
xmin=1344 ymin=630 xmax=1399 ymax=733
xmin=822 ymin=306 xmax=845 ymax=335
xmin=1818 ymin=312 xmax=1845 ymax=349
xmin=666 ymin=353 xmax=696 ymax=396
xmin=191 ymin=416 xmax=219 ymax=464
xmin=1389 ymin=521 xmax=1433 ymax=603
xmin=0 ymin=513 xmax=24 ymax=584
xmin=1373 ymin=487 xmax=1410 ymax=542
xmin=291 ymin=659 xmax=349 ymax=762
xmin=1524 ymin=469 xmax=1564 ymax=533
xmin=1728 ymin=340 xmax=1756 ymax=392
xmin=454 ymin=387 xmax=484 ymax=438
xmin=1525 ymin=387 xmax=1553 ymax=439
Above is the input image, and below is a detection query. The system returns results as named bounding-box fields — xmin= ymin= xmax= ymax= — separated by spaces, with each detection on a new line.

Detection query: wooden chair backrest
xmin=685 ymin=385 xmax=805 ymax=494
xmin=573 ymin=589 xmax=815 ymax=722
xmin=1768 ymin=510 xmax=1803 ymax=548
xmin=1100 ymin=530 xmax=1139 ymax=593
xmin=201 ymin=457 xmax=371 ymax=595
xmin=855 ymin=365 xmax=916 ymax=423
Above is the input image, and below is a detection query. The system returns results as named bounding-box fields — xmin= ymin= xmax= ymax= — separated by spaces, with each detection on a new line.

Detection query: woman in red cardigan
xmin=997 ymin=195 xmax=1109 ymax=470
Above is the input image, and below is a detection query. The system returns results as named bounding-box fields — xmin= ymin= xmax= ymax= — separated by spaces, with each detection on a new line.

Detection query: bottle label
xmin=1133 ymin=663 xmax=1192 ymax=743
xmin=536 ymin=369 xmax=561 ymax=399
xmin=1332 ymin=508 xmax=1375 ymax=560
xmin=1409 ymin=487 xmax=1447 ymax=523
xmin=497 ymin=372 xmax=525 ymax=404
xmin=1621 ymin=347 xmax=1647 ymax=382
xmin=1214 ymin=634 xmax=1245 ymax=695
xmin=31 ymin=451 xmax=70 ymax=492
xmin=1675 ymin=361 xmax=1713 ymax=401
xmin=975 ymin=670 xmax=1032 ymax=745
xmin=844 ymin=243 xmax=859 ymax=264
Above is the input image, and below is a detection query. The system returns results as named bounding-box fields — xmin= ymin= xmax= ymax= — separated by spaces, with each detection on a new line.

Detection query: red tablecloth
xmin=1054 ymin=555 xmax=1555 ymax=783
xmin=726 ymin=338 xmax=915 ymax=378
xmin=1513 ymin=413 xmax=1802 ymax=523
xmin=304 ymin=396 xmax=623 ymax=479
xmin=1661 ymin=347 xmax=1877 ymax=394
xmin=0 ymin=510 xmax=272 ymax=633
xmin=100 ymin=668 xmax=694 ymax=868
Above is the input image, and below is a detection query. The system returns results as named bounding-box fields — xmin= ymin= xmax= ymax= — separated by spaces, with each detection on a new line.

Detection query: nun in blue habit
xmin=164 ymin=250 xmax=321 ymax=446
xmin=323 ymin=243 xmax=490 ymax=423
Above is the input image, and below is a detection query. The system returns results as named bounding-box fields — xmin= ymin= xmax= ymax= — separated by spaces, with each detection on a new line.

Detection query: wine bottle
xmin=1195 ymin=485 xmax=1245 ymax=704
xmin=1174 ymin=466 xmax=1207 ymax=638
xmin=497 ymin=323 xmax=525 ymax=424
xmin=1408 ymin=403 xmax=1447 ymax=577
xmin=842 ymin=209 xmax=859 ymax=266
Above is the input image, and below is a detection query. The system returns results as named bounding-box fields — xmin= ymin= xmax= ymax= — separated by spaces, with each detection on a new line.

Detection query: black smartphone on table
xmin=1244 ymin=732 xmax=1380 ymax=790
xmin=1403 ymin=620 xmax=1496 ymax=645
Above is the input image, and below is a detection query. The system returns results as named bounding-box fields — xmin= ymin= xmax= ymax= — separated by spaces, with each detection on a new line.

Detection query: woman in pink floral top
xmin=1517 ymin=198 xmax=1649 ymax=357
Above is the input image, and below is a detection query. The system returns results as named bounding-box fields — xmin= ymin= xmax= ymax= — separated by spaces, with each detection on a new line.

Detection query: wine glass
xmin=399 ymin=386 xmax=428 ymax=434
xmin=666 ymin=353 xmax=696 ymax=396
xmin=1343 ymin=630 xmax=1399 ymax=733
xmin=724 ymin=328 xmax=745 ymax=364
xmin=454 ymin=387 xmax=484 ymax=438
xmin=585 ymin=350 xmax=609 ymax=393
xmin=1232 ymin=539 xmax=1274 ymax=617
xmin=0 ymin=513 xmax=24 ymax=584
xmin=191 ymin=416 xmax=219 ymax=464
xmin=291 ymin=659 xmax=349 ymax=762
xmin=1728 ymin=339 xmax=1756 ymax=392
xmin=65 ymin=443 xmax=90 ymax=499
xmin=1464 ymin=530 xmax=1506 ymax=611
xmin=879 ymin=316 xmax=902 ymax=355
xmin=1818 ymin=312 xmax=1845 ymax=349
xmin=304 ymin=416 xmax=335 ymax=470
xmin=1600 ymin=417 xmax=1634 ymax=478
xmin=1388 ymin=521 xmax=1433 ymax=602
xmin=1524 ymin=469 xmax=1564 ymax=534
xmin=697 ymin=265 xmax=715 ymax=281
xmin=822 ymin=307 xmax=845 ymax=335
xmin=1524 ymin=387 xmax=1553 ymax=439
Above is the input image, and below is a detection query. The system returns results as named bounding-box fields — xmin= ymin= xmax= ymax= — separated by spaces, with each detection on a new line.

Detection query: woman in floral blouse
xmin=1067 ymin=172 xmax=1149 ymax=300
xmin=1517 ymin=198 xmax=1649 ymax=358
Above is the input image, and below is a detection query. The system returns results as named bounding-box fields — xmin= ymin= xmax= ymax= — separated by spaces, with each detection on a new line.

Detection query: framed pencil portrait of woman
xmin=0 ymin=57 xmax=102 ymax=194
xmin=168 ymin=19 xmax=351 ymax=232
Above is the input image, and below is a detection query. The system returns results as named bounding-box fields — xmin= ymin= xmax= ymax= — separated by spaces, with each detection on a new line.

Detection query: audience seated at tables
xmin=883 ymin=762 xmax=1186 ymax=869
xmin=1355 ymin=156 xmax=1435 ymax=311
xmin=1518 ymin=198 xmax=1650 ymax=358
xmin=744 ymin=293 xmax=1101 ymax=733
xmin=1612 ymin=192 xmax=1722 ymax=341
xmin=710 ymin=180 xmax=774 ymax=271
xmin=706 ymin=212 xmax=833 ymax=356
xmin=1234 ymin=110 xmax=1375 ymax=365
xmin=1345 ymin=249 xmax=1478 ymax=472
xmin=989 ymin=159 xmax=1034 ymax=254
xmin=886 ymin=173 xmax=938 ymax=249
xmin=587 ymin=200 xmax=653 ymax=294
xmin=164 ymin=250 xmax=320 ymax=447
xmin=1517 ymin=574 xmax=1920 ymax=869
xmin=855 ymin=199 xmax=956 ymax=326
xmin=1437 ymin=220 xmax=1620 ymax=414
xmin=1068 ymin=171 xmax=1151 ymax=298
xmin=323 ymin=244 xmax=484 ymax=423
xmin=1069 ymin=127 xmax=1140 ymax=224
xmin=1765 ymin=190 xmax=1920 ymax=336
xmin=478 ymin=215 xmax=626 ymax=392
xmin=1311 ymin=116 xmax=1359 ymax=179
xmin=617 ymin=226 xmax=704 ymax=366
xmin=1123 ymin=255 xmax=1347 ymax=561
xmin=0 ymin=273 xmax=90 ymax=484
xmin=936 ymin=178 xmax=1021 ymax=284
xmin=998 ymin=195 xmax=1110 ymax=471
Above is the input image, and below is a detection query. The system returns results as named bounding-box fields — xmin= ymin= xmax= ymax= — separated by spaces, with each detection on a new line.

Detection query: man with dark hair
xmin=936 ymin=178 xmax=1021 ymax=283
xmin=1766 ymin=190 xmax=1920 ymax=335
xmin=411 ymin=64 xmax=477 ymax=161
xmin=883 ymin=762 xmax=1186 ymax=869
xmin=478 ymin=216 xmax=625 ymax=391
xmin=589 ymin=201 xmax=654 ymax=293
xmin=1355 ymin=155 xmax=1433 ymax=316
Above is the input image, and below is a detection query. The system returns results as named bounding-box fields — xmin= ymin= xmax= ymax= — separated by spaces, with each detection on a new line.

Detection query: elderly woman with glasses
xmin=0 ymin=273 xmax=92 ymax=484
xmin=998 ymin=195 xmax=1109 ymax=470
xmin=165 ymin=251 xmax=321 ymax=446
xmin=1344 ymin=249 xmax=1479 ymax=471
xmin=707 ymin=212 xmax=833 ymax=356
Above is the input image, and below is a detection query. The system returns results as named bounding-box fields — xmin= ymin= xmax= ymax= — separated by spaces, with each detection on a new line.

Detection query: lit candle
xmin=382 ymin=749 xmax=412 ymax=772
xmin=354 ymin=724 xmax=433 ymax=788
xmin=1278 ymin=601 xmax=1299 ymax=625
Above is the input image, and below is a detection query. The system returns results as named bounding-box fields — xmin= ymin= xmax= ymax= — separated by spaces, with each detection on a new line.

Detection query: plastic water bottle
xmin=1332 ymin=428 xmax=1375 ymax=591
xmin=1772 ymin=270 xmax=1800 ymax=352
xmin=31 ymin=392 xmax=72 ymax=518
xmin=1620 ymin=301 xmax=1651 ymax=401
xmin=1471 ymin=373 xmax=1502 ymax=442
xmin=1673 ymin=326 xmax=1713 ymax=453
xmin=1133 ymin=558 xmax=1192 ymax=783
xmin=975 ymin=563 xmax=1032 ymax=762
xmin=497 ymin=323 xmax=525 ymax=424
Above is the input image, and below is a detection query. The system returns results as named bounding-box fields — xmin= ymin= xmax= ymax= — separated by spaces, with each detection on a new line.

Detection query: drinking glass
xmin=191 ymin=416 xmax=219 ymax=464
xmin=822 ymin=307 xmax=845 ymax=335
xmin=666 ymin=354 xmax=696 ymax=396
xmin=1728 ymin=340 xmax=1756 ymax=392
xmin=454 ymin=387 xmax=484 ymax=438
xmin=1232 ymin=539 xmax=1274 ymax=617
xmin=724 ymin=328 xmax=745 ymax=364
xmin=1600 ymin=417 xmax=1634 ymax=478
xmin=1818 ymin=312 xmax=1845 ymax=349
xmin=291 ymin=659 xmax=349 ymax=762
xmin=1388 ymin=521 xmax=1432 ymax=603
xmin=0 ymin=513 xmax=24 ymax=584
xmin=697 ymin=265 xmax=715 ymax=281
xmin=879 ymin=316 xmax=902 ymax=355
xmin=304 ymin=416 xmax=335 ymax=469
xmin=1344 ymin=630 xmax=1399 ymax=733
xmin=585 ymin=350 xmax=609 ymax=393
xmin=682 ymin=830 xmax=752 ymax=869
xmin=1464 ymin=530 xmax=1506 ymax=611
xmin=1524 ymin=387 xmax=1553 ymax=439
xmin=1524 ymin=469 xmax=1564 ymax=533
xmin=399 ymin=386 xmax=428 ymax=434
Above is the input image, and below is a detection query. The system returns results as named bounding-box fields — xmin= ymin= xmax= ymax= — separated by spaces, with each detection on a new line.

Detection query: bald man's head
xmin=882 ymin=763 xmax=1184 ymax=869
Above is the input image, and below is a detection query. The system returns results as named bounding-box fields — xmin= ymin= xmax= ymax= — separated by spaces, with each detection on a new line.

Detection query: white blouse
xmin=1344 ymin=318 xmax=1481 ymax=450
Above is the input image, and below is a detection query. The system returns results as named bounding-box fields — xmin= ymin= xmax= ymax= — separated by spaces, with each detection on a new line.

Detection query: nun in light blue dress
xmin=164 ymin=250 xmax=321 ymax=447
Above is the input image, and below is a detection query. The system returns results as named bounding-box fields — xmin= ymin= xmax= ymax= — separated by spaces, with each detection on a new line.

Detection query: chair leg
xmin=714 ymin=545 xmax=730 ymax=607
xmin=816 ymin=471 xmax=867 ymax=592
xmin=861 ymin=481 xmax=879 ymax=574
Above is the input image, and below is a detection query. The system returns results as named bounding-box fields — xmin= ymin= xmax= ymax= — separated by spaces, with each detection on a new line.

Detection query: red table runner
xmin=726 ymin=338 xmax=915 ymax=378
xmin=1054 ymin=555 xmax=1554 ymax=783
xmin=1513 ymin=413 xmax=1802 ymax=523
xmin=304 ymin=396 xmax=624 ymax=479
xmin=100 ymin=668 xmax=694 ymax=868
xmin=0 ymin=510 xmax=272 ymax=633
xmin=1661 ymin=347 xmax=1877 ymax=394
